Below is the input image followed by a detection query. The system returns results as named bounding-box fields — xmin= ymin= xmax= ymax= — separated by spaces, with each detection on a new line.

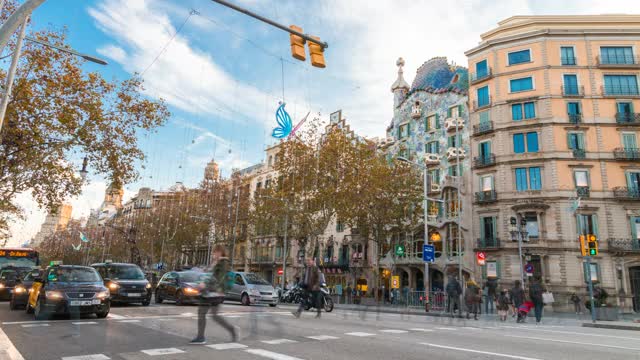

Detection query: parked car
xmin=155 ymin=271 xmax=207 ymax=305
xmin=0 ymin=266 xmax=31 ymax=300
xmin=10 ymin=269 xmax=40 ymax=309
xmin=225 ymin=272 xmax=277 ymax=307
xmin=92 ymin=262 xmax=152 ymax=306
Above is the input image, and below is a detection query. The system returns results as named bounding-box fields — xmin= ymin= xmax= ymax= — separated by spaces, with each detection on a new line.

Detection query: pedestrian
xmin=465 ymin=279 xmax=481 ymax=320
xmin=190 ymin=245 xmax=237 ymax=345
xmin=529 ymin=277 xmax=546 ymax=324
xmin=496 ymin=289 xmax=510 ymax=322
xmin=293 ymin=258 xmax=321 ymax=318
xmin=346 ymin=283 xmax=352 ymax=304
xmin=570 ymin=292 xmax=582 ymax=314
xmin=484 ymin=278 xmax=497 ymax=314
xmin=510 ymin=280 xmax=525 ymax=319
xmin=446 ymin=275 xmax=462 ymax=317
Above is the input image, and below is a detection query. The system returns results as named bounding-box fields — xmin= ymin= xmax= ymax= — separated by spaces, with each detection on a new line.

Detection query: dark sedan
xmin=155 ymin=271 xmax=207 ymax=305
xmin=0 ymin=267 xmax=31 ymax=300
xmin=92 ymin=263 xmax=152 ymax=306
xmin=10 ymin=269 xmax=39 ymax=309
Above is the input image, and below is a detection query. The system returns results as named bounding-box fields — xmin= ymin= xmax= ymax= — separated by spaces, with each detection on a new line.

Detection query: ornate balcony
xmin=442 ymin=175 xmax=463 ymax=189
xmin=616 ymin=112 xmax=640 ymax=124
xmin=475 ymin=238 xmax=501 ymax=250
xmin=475 ymin=190 xmax=497 ymax=204
xmin=576 ymin=186 xmax=590 ymax=198
xmin=568 ymin=113 xmax=582 ymax=124
xmin=613 ymin=148 xmax=640 ymax=161
xmin=601 ymin=85 xmax=640 ymax=97
xmin=473 ymin=121 xmax=494 ymax=135
xmin=562 ymin=85 xmax=585 ymax=97
xmin=470 ymin=69 xmax=493 ymax=84
xmin=411 ymin=102 xmax=422 ymax=119
xmin=613 ymin=187 xmax=640 ymax=200
xmin=444 ymin=117 xmax=465 ymax=132
xmin=424 ymin=153 xmax=442 ymax=165
xmin=596 ymin=55 xmax=640 ymax=68
xmin=608 ymin=238 xmax=640 ymax=253
xmin=429 ymin=183 xmax=442 ymax=194
xmin=572 ymin=149 xmax=586 ymax=159
xmin=474 ymin=154 xmax=496 ymax=168
xmin=446 ymin=147 xmax=466 ymax=160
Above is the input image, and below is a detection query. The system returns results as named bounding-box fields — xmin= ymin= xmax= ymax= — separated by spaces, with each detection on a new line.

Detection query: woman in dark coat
xmin=465 ymin=279 xmax=481 ymax=320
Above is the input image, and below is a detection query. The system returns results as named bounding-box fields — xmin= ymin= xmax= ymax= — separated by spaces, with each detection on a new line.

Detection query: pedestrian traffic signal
xmin=289 ymin=25 xmax=306 ymax=61
xmin=579 ymin=235 xmax=588 ymax=256
xmin=308 ymin=35 xmax=326 ymax=68
xmin=587 ymin=235 xmax=598 ymax=256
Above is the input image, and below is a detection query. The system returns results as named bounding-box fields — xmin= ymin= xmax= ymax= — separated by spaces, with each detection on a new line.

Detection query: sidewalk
xmin=582 ymin=320 xmax=640 ymax=331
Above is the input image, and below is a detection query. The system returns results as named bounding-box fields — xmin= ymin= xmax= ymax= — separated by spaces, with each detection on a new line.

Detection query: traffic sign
xmin=391 ymin=276 xmax=400 ymax=289
xmin=476 ymin=252 xmax=486 ymax=265
xmin=423 ymin=244 xmax=435 ymax=263
xmin=395 ymin=244 xmax=406 ymax=257
xmin=525 ymin=263 xmax=534 ymax=274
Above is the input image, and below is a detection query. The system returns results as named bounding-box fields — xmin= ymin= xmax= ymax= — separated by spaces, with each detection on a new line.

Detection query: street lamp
xmin=509 ymin=216 xmax=529 ymax=290
xmin=25 ymin=36 xmax=109 ymax=65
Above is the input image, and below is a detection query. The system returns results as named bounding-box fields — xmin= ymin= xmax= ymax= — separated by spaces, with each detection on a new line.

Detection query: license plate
xmin=126 ymin=293 xmax=142 ymax=297
xmin=70 ymin=300 xmax=93 ymax=306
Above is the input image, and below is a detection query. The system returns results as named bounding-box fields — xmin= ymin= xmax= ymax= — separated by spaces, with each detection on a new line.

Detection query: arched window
xmin=446 ymin=223 xmax=464 ymax=258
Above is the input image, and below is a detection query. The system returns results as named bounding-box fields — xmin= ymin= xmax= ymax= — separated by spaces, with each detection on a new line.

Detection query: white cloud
xmin=96 ymin=44 xmax=127 ymax=63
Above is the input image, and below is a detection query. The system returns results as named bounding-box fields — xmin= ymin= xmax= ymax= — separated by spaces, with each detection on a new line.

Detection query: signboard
xmin=277 ymin=268 xmax=283 ymax=275
xmin=476 ymin=251 xmax=486 ymax=266
xmin=395 ymin=245 xmax=406 ymax=257
xmin=422 ymin=244 xmax=435 ymax=263
xmin=391 ymin=275 xmax=400 ymax=289
xmin=486 ymin=261 xmax=497 ymax=278
xmin=154 ymin=262 xmax=165 ymax=270
xmin=524 ymin=263 xmax=534 ymax=274
xmin=0 ymin=250 xmax=31 ymax=257
xmin=335 ymin=284 xmax=343 ymax=295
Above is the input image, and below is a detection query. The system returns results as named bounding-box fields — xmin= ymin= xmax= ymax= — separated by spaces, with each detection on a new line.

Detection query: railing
xmin=473 ymin=121 xmax=494 ymax=135
xmin=597 ymin=55 xmax=640 ymax=67
xmin=470 ymin=69 xmax=493 ymax=84
xmin=576 ymin=186 xmax=590 ymax=198
xmin=475 ymin=190 xmax=497 ymax=203
xmin=568 ymin=113 xmax=582 ymax=124
xmin=572 ymin=149 xmax=586 ymax=159
xmin=476 ymin=237 xmax=501 ymax=250
xmin=616 ymin=112 xmax=640 ymax=124
xmin=602 ymin=85 xmax=640 ymax=97
xmin=613 ymin=147 xmax=640 ymax=161
xmin=608 ymin=238 xmax=640 ymax=252
xmin=562 ymin=85 xmax=584 ymax=97
xmin=613 ymin=187 xmax=640 ymax=200
xmin=253 ymin=255 xmax=274 ymax=264
xmin=473 ymin=97 xmax=492 ymax=111
xmin=474 ymin=154 xmax=496 ymax=168
xmin=561 ymin=56 xmax=577 ymax=65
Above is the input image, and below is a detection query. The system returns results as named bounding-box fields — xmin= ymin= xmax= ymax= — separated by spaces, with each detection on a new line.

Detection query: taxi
xmin=27 ymin=262 xmax=110 ymax=320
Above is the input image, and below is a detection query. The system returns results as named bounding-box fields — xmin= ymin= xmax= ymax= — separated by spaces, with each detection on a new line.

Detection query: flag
xmin=80 ymin=232 xmax=89 ymax=243
xmin=72 ymin=243 xmax=82 ymax=251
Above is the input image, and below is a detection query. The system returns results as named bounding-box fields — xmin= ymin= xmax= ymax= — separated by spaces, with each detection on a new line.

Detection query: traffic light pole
xmin=209 ymin=0 xmax=328 ymax=49
xmin=585 ymin=256 xmax=597 ymax=323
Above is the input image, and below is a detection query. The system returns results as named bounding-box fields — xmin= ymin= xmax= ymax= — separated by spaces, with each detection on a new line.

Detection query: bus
xmin=0 ymin=248 xmax=40 ymax=270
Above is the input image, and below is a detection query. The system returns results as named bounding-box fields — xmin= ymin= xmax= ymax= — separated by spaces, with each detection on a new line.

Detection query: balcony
xmin=474 ymin=154 xmax=496 ymax=168
xmin=253 ymin=255 xmax=274 ymax=264
xmin=613 ymin=147 xmax=640 ymax=161
xmin=596 ymin=55 xmax=640 ymax=68
xmin=424 ymin=153 xmax=442 ymax=166
xmin=473 ymin=97 xmax=492 ymax=111
xmin=470 ymin=69 xmax=493 ymax=84
xmin=446 ymin=147 xmax=466 ymax=160
xmin=473 ymin=121 xmax=494 ymax=135
xmin=442 ymin=175 xmax=463 ymax=189
xmin=568 ymin=113 xmax=582 ymax=124
xmin=616 ymin=112 xmax=640 ymax=125
xmin=562 ymin=85 xmax=584 ymax=97
xmin=572 ymin=148 xmax=586 ymax=159
xmin=601 ymin=85 xmax=640 ymax=97
xmin=608 ymin=238 xmax=640 ymax=253
xmin=475 ymin=190 xmax=497 ymax=204
xmin=411 ymin=104 xmax=422 ymax=119
xmin=444 ymin=117 xmax=465 ymax=132
xmin=429 ymin=183 xmax=441 ymax=194
xmin=475 ymin=238 xmax=501 ymax=250
xmin=613 ymin=187 xmax=640 ymax=200
xmin=576 ymin=186 xmax=590 ymax=198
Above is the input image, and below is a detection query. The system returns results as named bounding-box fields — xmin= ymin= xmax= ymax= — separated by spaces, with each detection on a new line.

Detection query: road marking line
xmin=107 ymin=314 xmax=126 ymax=319
xmin=261 ymin=339 xmax=297 ymax=345
xmin=72 ymin=322 xmax=98 ymax=325
xmin=420 ymin=343 xmax=541 ymax=360
xmin=0 ymin=326 xmax=25 ymax=360
xmin=21 ymin=323 xmax=50 ymax=328
xmin=502 ymin=326 xmax=640 ymax=341
xmin=435 ymin=327 xmax=456 ymax=330
xmin=141 ymin=348 xmax=185 ymax=356
xmin=180 ymin=312 xmax=195 ymax=316
xmin=222 ymin=315 xmax=244 ymax=318
xmin=61 ymin=355 xmax=111 ymax=360
xmin=245 ymin=349 xmax=304 ymax=360
xmin=506 ymin=335 xmax=640 ymax=351
xmin=345 ymin=332 xmax=375 ymax=337
xmin=117 ymin=319 xmax=141 ymax=323
xmin=409 ymin=328 xmax=433 ymax=332
xmin=306 ymin=335 xmax=339 ymax=340
xmin=379 ymin=329 xmax=408 ymax=334
xmin=463 ymin=327 xmax=481 ymax=330
xmin=206 ymin=343 xmax=248 ymax=350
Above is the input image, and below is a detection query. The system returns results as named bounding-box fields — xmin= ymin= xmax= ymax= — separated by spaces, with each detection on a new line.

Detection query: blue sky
xmin=9 ymin=0 xmax=637 ymax=245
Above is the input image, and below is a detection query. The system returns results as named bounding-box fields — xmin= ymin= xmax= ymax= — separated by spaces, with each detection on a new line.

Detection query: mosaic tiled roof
xmin=410 ymin=57 xmax=468 ymax=93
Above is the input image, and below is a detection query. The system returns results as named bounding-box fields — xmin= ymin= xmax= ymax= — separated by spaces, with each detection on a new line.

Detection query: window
xmin=604 ymin=75 xmax=639 ymax=95
xmin=477 ymin=86 xmax=489 ymax=107
xmin=398 ymin=123 xmax=410 ymax=139
xmin=524 ymin=213 xmax=539 ymax=238
xmin=567 ymin=132 xmax=585 ymax=150
xmin=577 ymin=214 xmax=598 ymax=237
xmin=574 ymin=170 xmax=589 ymax=188
xmin=481 ymin=216 xmax=497 ymax=240
xmin=425 ymin=141 xmax=439 ymax=154
xmin=631 ymin=217 xmax=640 ymax=240
xmin=446 ymin=223 xmax=463 ymax=257
xmin=510 ymin=77 xmax=534 ymax=92
xmin=448 ymin=105 xmax=463 ymax=118
xmin=622 ymin=133 xmax=637 ymax=150
xmin=563 ymin=74 xmax=579 ymax=95
xmin=515 ymin=168 xmax=528 ymax=191
xmin=618 ymin=102 xmax=633 ymax=114
xmin=527 ymin=132 xmax=539 ymax=152
xmin=626 ymin=171 xmax=640 ymax=192
xmin=511 ymin=102 xmax=535 ymax=120
xmin=508 ymin=49 xmax=531 ymax=65
xmin=513 ymin=132 xmax=539 ymax=153
xmin=561 ymin=46 xmax=576 ymax=65
xmin=428 ymin=169 xmax=440 ymax=184
xmin=513 ymin=134 xmax=525 ymax=153
xmin=447 ymin=134 xmax=462 ymax=148
xmin=336 ymin=221 xmax=344 ymax=232
xmin=476 ymin=59 xmax=488 ymax=78
xmin=426 ymin=114 xmax=439 ymax=130
xmin=481 ymin=175 xmax=493 ymax=191
xmin=448 ymin=164 xmax=462 ymax=177
xmin=529 ymin=167 xmax=541 ymax=190
xmin=600 ymin=46 xmax=634 ymax=65
xmin=479 ymin=110 xmax=490 ymax=125
xmin=515 ymin=167 xmax=542 ymax=191
xmin=444 ymin=189 xmax=459 ymax=218
xmin=479 ymin=141 xmax=491 ymax=159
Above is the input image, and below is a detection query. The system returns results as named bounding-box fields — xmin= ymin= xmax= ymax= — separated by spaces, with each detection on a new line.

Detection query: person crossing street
xmin=293 ymin=258 xmax=322 ymax=318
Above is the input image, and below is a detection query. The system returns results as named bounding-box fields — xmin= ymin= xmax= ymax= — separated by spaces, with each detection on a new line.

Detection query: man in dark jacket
xmin=529 ymin=277 xmax=546 ymax=324
xmin=510 ymin=280 xmax=525 ymax=319
xmin=190 ymin=245 xmax=237 ymax=345
xmin=293 ymin=258 xmax=321 ymax=318
xmin=446 ymin=275 xmax=462 ymax=317
xmin=484 ymin=278 xmax=498 ymax=314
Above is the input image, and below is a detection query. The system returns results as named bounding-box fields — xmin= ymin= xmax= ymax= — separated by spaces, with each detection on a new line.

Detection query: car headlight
xmin=108 ymin=282 xmax=119 ymax=291
xmin=46 ymin=291 xmax=64 ymax=300
xmin=96 ymin=291 xmax=110 ymax=299
xmin=183 ymin=287 xmax=200 ymax=295
xmin=14 ymin=286 xmax=25 ymax=294
xmin=146 ymin=283 xmax=152 ymax=289
xmin=0 ymin=283 xmax=4 ymax=289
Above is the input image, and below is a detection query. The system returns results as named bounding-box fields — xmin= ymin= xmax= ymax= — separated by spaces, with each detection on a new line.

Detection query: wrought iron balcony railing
xmin=613 ymin=187 xmax=640 ymax=200
xmin=475 ymin=190 xmax=497 ymax=203
xmin=613 ymin=147 xmax=640 ymax=161
xmin=572 ymin=149 xmax=586 ymax=159
xmin=616 ymin=112 xmax=640 ymax=124
xmin=568 ymin=113 xmax=582 ymax=124
xmin=476 ymin=237 xmax=501 ymax=250
xmin=596 ymin=55 xmax=640 ymax=67
xmin=470 ymin=69 xmax=493 ymax=84
xmin=474 ymin=154 xmax=496 ymax=168
xmin=562 ymin=85 xmax=584 ymax=97
xmin=473 ymin=121 xmax=494 ymax=135
xmin=602 ymin=85 xmax=640 ymax=97
xmin=608 ymin=238 xmax=640 ymax=252
xmin=576 ymin=186 xmax=590 ymax=198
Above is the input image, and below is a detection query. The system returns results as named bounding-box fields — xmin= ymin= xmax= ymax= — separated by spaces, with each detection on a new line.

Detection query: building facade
xmin=31 ymin=203 xmax=73 ymax=247
xmin=466 ymin=15 xmax=640 ymax=312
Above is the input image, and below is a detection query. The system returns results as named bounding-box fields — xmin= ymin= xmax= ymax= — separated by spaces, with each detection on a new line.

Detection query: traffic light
xmin=587 ymin=235 xmax=598 ymax=256
xmin=308 ymin=35 xmax=326 ymax=68
xmin=579 ymin=235 xmax=588 ymax=256
xmin=289 ymin=25 xmax=306 ymax=61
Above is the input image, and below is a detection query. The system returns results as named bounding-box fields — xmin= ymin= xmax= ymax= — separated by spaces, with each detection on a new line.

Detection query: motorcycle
xmin=303 ymin=283 xmax=334 ymax=312
xmin=281 ymin=284 xmax=304 ymax=304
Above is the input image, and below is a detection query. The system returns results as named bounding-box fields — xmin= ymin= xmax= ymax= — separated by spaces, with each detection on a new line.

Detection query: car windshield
xmin=0 ymin=270 xmax=17 ymax=281
xmin=48 ymin=267 xmax=101 ymax=282
xmin=244 ymin=273 xmax=270 ymax=285
xmin=108 ymin=265 xmax=145 ymax=280
xmin=178 ymin=272 xmax=203 ymax=283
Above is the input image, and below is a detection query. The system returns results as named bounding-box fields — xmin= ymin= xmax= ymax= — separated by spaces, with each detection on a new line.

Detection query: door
xmin=630 ymin=267 xmax=640 ymax=312
xmin=231 ymin=274 xmax=245 ymax=300
xmin=166 ymin=273 xmax=179 ymax=300
xmin=627 ymin=172 xmax=640 ymax=193
xmin=479 ymin=141 xmax=491 ymax=161
xmin=623 ymin=133 xmax=637 ymax=151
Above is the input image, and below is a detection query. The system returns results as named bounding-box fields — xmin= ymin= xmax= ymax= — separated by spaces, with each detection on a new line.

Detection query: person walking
xmin=190 ymin=245 xmax=237 ymax=345
xmin=496 ymin=289 xmax=510 ymax=322
xmin=446 ymin=275 xmax=462 ymax=317
xmin=510 ymin=280 xmax=525 ymax=319
xmin=484 ymin=278 xmax=498 ymax=314
xmin=570 ymin=292 xmax=582 ymax=314
xmin=465 ymin=279 xmax=481 ymax=320
xmin=529 ymin=277 xmax=546 ymax=324
xmin=293 ymin=258 xmax=321 ymax=318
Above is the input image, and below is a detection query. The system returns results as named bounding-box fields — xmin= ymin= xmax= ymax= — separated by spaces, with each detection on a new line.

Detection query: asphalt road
xmin=0 ymin=299 xmax=639 ymax=360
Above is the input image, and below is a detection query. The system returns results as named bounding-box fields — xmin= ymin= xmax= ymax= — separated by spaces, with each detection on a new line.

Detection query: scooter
xmin=303 ymin=283 xmax=334 ymax=312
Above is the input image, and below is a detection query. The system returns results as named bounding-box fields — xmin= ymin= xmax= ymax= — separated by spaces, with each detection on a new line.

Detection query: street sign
xmin=395 ymin=244 xmax=406 ymax=257
xmin=525 ymin=263 xmax=534 ymax=274
xmin=391 ymin=275 xmax=400 ymax=289
xmin=476 ymin=251 xmax=486 ymax=265
xmin=154 ymin=262 xmax=165 ymax=270
xmin=422 ymin=244 xmax=435 ymax=263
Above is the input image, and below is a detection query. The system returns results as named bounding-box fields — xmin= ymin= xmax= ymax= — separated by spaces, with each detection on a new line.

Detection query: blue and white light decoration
xmin=271 ymin=102 xmax=293 ymax=139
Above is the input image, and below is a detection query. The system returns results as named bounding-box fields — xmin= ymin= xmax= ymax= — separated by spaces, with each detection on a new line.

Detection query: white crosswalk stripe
xmin=306 ymin=335 xmax=339 ymax=340
xmin=61 ymin=355 xmax=110 ymax=360
xmin=21 ymin=324 xmax=49 ymax=328
xmin=206 ymin=343 xmax=248 ymax=350
xmin=379 ymin=329 xmax=408 ymax=334
xmin=345 ymin=332 xmax=376 ymax=337
xmin=140 ymin=348 xmax=184 ymax=356
xmin=71 ymin=322 xmax=97 ymax=325
xmin=245 ymin=348 xmax=304 ymax=360
xmin=261 ymin=339 xmax=297 ymax=345
xmin=409 ymin=328 xmax=433 ymax=332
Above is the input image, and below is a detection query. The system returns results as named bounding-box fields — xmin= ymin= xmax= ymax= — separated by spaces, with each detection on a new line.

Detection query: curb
xmin=582 ymin=322 xmax=640 ymax=331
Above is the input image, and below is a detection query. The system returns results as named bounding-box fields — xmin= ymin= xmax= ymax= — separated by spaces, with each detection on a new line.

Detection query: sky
xmin=6 ymin=0 xmax=638 ymax=246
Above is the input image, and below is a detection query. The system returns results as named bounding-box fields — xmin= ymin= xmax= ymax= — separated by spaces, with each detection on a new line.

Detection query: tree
xmin=0 ymin=2 xmax=170 ymax=237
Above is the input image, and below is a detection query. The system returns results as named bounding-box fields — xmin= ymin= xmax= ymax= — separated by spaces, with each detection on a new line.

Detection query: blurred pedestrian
xmin=510 ymin=280 xmax=525 ymax=319
xmin=484 ymin=278 xmax=497 ymax=314
xmin=446 ymin=275 xmax=462 ymax=317
xmin=570 ymin=292 xmax=582 ymax=314
xmin=293 ymin=258 xmax=321 ymax=318
xmin=496 ymin=289 xmax=510 ymax=322
xmin=465 ymin=279 xmax=481 ymax=320
xmin=190 ymin=245 xmax=236 ymax=345
xmin=529 ymin=277 xmax=546 ymax=324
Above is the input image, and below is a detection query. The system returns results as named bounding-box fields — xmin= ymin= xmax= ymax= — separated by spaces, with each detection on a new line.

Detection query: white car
xmin=225 ymin=272 xmax=277 ymax=307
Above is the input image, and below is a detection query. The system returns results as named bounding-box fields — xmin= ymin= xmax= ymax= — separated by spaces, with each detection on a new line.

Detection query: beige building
xmin=466 ymin=15 xmax=640 ymax=312
xmin=31 ymin=203 xmax=73 ymax=247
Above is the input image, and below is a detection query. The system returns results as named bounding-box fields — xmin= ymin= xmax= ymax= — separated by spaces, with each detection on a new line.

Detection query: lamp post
xmin=509 ymin=216 xmax=528 ymax=289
